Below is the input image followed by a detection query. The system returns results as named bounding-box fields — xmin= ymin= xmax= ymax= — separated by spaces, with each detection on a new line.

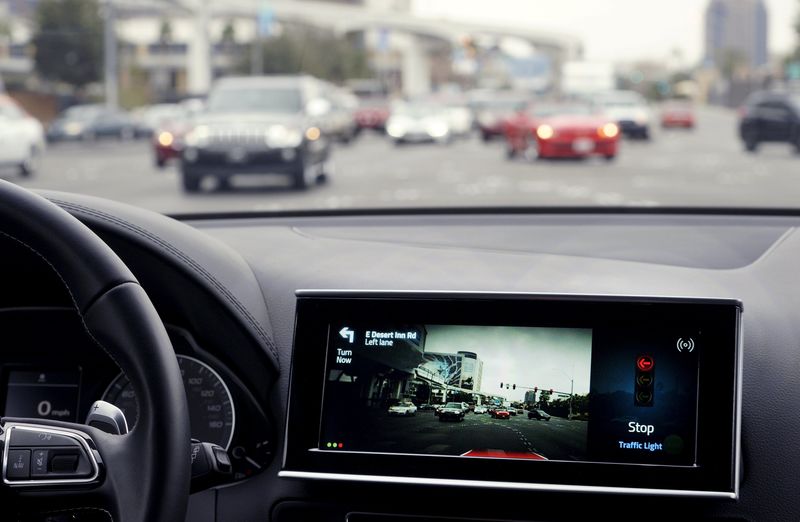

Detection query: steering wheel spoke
xmin=0 ymin=179 xmax=191 ymax=521
xmin=2 ymin=421 xmax=103 ymax=488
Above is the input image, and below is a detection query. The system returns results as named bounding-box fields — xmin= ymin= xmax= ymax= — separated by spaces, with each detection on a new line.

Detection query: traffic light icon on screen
xmin=635 ymin=355 xmax=654 ymax=407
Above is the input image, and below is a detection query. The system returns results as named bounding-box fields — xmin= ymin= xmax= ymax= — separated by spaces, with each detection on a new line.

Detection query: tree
xmin=33 ymin=0 xmax=103 ymax=89
xmin=245 ymin=26 xmax=370 ymax=83
xmin=221 ymin=20 xmax=236 ymax=44
xmin=538 ymin=390 xmax=551 ymax=407
xmin=159 ymin=19 xmax=173 ymax=44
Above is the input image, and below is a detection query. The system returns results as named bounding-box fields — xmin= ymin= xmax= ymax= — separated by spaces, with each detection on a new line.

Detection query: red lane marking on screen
xmin=461 ymin=449 xmax=547 ymax=460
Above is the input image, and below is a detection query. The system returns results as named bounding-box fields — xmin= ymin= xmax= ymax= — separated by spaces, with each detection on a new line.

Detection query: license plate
xmin=572 ymin=138 xmax=594 ymax=153
xmin=227 ymin=148 xmax=248 ymax=163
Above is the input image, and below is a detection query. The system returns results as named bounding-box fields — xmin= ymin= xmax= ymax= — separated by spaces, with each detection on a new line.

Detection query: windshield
xmin=206 ymin=87 xmax=303 ymax=114
xmin=4 ymin=1 xmax=800 ymax=213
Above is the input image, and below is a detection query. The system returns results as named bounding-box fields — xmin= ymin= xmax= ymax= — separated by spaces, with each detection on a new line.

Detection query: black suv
xmin=739 ymin=91 xmax=800 ymax=153
xmin=181 ymin=75 xmax=334 ymax=191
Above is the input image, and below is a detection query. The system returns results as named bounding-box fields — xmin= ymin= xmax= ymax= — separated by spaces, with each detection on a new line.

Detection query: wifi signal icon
xmin=676 ymin=338 xmax=695 ymax=353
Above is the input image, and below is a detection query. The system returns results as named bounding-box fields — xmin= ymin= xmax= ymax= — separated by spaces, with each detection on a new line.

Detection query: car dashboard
xmin=3 ymin=194 xmax=800 ymax=521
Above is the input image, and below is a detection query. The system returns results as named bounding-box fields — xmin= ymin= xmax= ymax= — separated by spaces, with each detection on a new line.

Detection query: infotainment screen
xmin=319 ymin=321 xmax=697 ymax=466
xmin=284 ymin=292 xmax=741 ymax=497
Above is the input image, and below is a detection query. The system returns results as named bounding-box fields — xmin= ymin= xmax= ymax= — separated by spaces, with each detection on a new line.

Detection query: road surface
xmin=7 ymin=106 xmax=800 ymax=214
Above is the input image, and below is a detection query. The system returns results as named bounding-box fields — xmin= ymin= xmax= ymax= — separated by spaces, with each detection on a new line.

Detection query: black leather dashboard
xmin=18 ymin=194 xmax=800 ymax=520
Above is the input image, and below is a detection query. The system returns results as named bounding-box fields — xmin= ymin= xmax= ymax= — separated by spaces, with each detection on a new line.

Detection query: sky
xmin=424 ymin=325 xmax=592 ymax=402
xmin=413 ymin=0 xmax=798 ymax=64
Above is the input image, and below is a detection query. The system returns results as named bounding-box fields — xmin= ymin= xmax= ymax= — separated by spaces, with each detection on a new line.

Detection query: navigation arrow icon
xmin=339 ymin=327 xmax=354 ymax=343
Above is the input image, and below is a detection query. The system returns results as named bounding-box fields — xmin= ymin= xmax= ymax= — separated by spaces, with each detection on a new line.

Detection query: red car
xmin=354 ymin=102 xmax=390 ymax=132
xmin=153 ymin=120 xmax=191 ymax=168
xmin=661 ymin=101 xmax=695 ymax=129
xmin=504 ymin=103 xmax=619 ymax=161
xmin=491 ymin=409 xmax=511 ymax=419
xmin=474 ymin=97 xmax=528 ymax=142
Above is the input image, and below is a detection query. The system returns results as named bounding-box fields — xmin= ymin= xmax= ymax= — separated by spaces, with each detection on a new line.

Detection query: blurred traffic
xmin=0 ymin=0 xmax=798 ymax=209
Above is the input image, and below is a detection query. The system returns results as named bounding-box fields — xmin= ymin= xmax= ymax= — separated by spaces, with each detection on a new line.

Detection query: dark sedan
xmin=739 ymin=90 xmax=800 ymax=153
xmin=46 ymin=105 xmax=136 ymax=142
xmin=180 ymin=75 xmax=334 ymax=192
xmin=437 ymin=402 xmax=466 ymax=422
xmin=528 ymin=409 xmax=551 ymax=421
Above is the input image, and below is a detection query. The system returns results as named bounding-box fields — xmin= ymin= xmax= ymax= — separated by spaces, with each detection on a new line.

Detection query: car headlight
xmin=386 ymin=121 xmax=407 ymax=138
xmin=184 ymin=125 xmax=210 ymax=147
xmin=536 ymin=124 xmax=555 ymax=140
xmin=598 ymin=123 xmax=619 ymax=139
xmin=64 ymin=122 xmax=84 ymax=135
xmin=426 ymin=121 xmax=449 ymax=138
xmin=157 ymin=131 xmax=174 ymax=147
xmin=265 ymin=125 xmax=303 ymax=148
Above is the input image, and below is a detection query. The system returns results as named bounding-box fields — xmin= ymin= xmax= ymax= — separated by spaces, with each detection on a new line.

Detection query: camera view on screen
xmin=319 ymin=324 xmax=592 ymax=461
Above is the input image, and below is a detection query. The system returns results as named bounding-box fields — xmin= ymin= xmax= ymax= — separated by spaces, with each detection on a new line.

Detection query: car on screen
xmin=491 ymin=409 xmax=511 ymax=419
xmin=0 ymin=95 xmax=45 ymax=177
xmin=388 ymin=400 xmax=417 ymax=416
xmin=504 ymin=102 xmax=619 ymax=161
xmin=738 ymin=90 xmax=800 ymax=153
xmin=528 ymin=409 xmax=551 ymax=421
xmin=473 ymin=405 xmax=487 ymax=414
xmin=438 ymin=402 xmax=466 ymax=422
xmin=180 ymin=75 xmax=334 ymax=192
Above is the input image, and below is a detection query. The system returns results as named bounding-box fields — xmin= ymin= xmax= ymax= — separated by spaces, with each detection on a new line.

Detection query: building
xmin=524 ymin=389 xmax=537 ymax=404
xmin=705 ymin=0 xmax=768 ymax=72
xmin=420 ymin=351 xmax=483 ymax=392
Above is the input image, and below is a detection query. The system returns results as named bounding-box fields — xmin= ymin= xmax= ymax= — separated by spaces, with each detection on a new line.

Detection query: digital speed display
xmin=103 ymin=355 xmax=235 ymax=449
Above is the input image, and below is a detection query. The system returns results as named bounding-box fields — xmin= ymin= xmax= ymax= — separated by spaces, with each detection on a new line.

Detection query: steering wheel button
xmin=31 ymin=449 xmax=48 ymax=476
xmin=6 ymin=449 xmax=31 ymax=479
xmin=50 ymin=455 xmax=79 ymax=473
xmin=9 ymin=429 xmax=80 ymax=448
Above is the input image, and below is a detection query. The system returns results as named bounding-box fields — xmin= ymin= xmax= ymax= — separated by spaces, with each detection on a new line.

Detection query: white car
xmin=445 ymin=104 xmax=474 ymax=137
xmin=386 ymin=103 xmax=451 ymax=145
xmin=595 ymin=90 xmax=653 ymax=140
xmin=0 ymin=96 xmax=45 ymax=177
xmin=387 ymin=400 xmax=417 ymax=416
xmin=473 ymin=405 xmax=487 ymax=414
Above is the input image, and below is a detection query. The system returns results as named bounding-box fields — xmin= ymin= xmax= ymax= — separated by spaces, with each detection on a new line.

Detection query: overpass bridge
xmin=112 ymin=0 xmax=581 ymax=96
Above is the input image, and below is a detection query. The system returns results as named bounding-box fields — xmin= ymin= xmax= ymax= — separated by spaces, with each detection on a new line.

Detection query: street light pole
xmin=569 ymin=378 xmax=574 ymax=418
xmin=102 ymin=0 xmax=118 ymax=109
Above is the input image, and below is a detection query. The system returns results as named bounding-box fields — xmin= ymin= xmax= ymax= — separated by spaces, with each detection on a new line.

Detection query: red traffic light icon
xmin=636 ymin=355 xmax=654 ymax=372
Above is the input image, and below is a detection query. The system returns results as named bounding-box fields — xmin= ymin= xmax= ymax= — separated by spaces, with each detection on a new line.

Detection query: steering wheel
xmin=0 ymin=180 xmax=191 ymax=521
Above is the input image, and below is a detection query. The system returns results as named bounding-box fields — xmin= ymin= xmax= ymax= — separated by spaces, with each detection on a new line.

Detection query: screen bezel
xmin=282 ymin=291 xmax=741 ymax=497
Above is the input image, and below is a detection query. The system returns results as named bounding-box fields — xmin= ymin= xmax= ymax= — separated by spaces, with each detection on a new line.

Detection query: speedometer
xmin=102 ymin=355 xmax=235 ymax=449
